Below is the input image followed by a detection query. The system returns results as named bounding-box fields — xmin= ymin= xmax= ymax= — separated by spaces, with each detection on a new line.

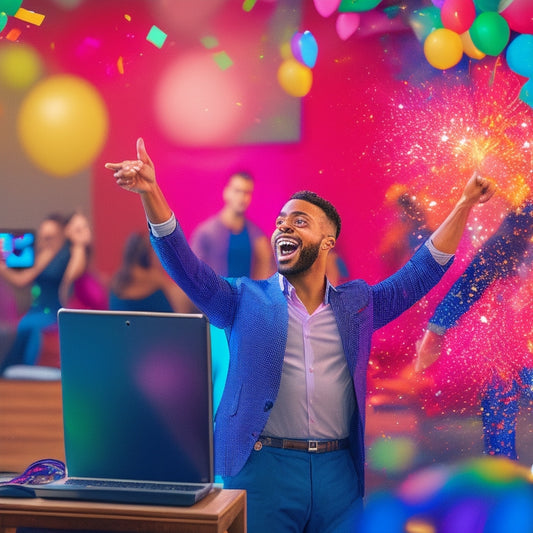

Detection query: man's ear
xmin=322 ymin=237 xmax=335 ymax=250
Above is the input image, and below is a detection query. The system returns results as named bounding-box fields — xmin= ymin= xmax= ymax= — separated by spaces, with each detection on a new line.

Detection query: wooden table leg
xmin=227 ymin=499 xmax=246 ymax=533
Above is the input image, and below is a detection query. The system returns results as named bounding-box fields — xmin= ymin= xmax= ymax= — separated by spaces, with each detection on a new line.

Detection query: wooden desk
xmin=0 ymin=379 xmax=64 ymax=473
xmin=0 ymin=488 xmax=246 ymax=533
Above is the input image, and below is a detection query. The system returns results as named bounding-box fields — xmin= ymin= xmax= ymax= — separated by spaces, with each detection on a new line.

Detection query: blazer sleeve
xmin=371 ymin=242 xmax=453 ymax=331
xmin=150 ymin=222 xmax=238 ymax=329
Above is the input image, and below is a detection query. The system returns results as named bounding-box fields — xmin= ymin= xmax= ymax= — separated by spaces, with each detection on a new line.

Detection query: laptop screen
xmin=58 ymin=309 xmax=213 ymax=484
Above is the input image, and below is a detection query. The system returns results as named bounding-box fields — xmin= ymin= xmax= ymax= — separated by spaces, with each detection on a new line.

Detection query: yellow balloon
xmin=277 ymin=58 xmax=313 ymax=97
xmin=0 ymin=43 xmax=43 ymax=90
xmin=424 ymin=28 xmax=463 ymax=70
xmin=460 ymin=31 xmax=486 ymax=60
xmin=17 ymin=75 xmax=109 ymax=178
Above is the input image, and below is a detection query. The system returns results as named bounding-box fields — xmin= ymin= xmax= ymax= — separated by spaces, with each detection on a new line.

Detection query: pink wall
xmin=6 ymin=0 xmax=530 ymax=289
xmin=90 ymin=3 xmax=415 ymax=282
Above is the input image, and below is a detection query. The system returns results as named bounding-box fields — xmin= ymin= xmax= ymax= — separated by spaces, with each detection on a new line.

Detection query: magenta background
xmin=89 ymin=3 xmax=398 ymax=282
xmin=5 ymin=0 xmax=533 ymax=396
xmin=5 ymin=0 xmax=482 ymax=283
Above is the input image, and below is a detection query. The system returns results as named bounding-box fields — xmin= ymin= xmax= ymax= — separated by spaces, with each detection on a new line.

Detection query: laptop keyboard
xmin=64 ymin=478 xmax=203 ymax=492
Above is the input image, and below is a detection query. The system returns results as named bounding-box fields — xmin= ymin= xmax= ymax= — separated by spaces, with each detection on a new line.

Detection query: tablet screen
xmin=0 ymin=230 xmax=35 ymax=268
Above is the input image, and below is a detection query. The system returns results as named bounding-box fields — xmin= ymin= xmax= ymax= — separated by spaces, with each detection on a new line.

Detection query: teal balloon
xmin=506 ymin=34 xmax=533 ymax=78
xmin=519 ymin=80 xmax=533 ymax=108
xmin=0 ymin=12 xmax=7 ymax=32
xmin=469 ymin=12 xmax=510 ymax=56
xmin=338 ymin=0 xmax=382 ymax=13
xmin=474 ymin=0 xmax=499 ymax=11
xmin=409 ymin=6 xmax=443 ymax=42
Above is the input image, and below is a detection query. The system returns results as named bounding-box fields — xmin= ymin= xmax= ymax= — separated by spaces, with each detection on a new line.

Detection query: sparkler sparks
xmin=381 ymin=58 xmax=533 ymax=239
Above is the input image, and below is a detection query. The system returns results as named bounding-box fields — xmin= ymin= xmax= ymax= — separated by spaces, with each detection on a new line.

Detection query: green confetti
xmin=213 ymin=51 xmax=233 ymax=71
xmin=201 ymin=35 xmax=219 ymax=49
xmin=31 ymin=284 xmax=41 ymax=300
xmin=242 ymin=0 xmax=258 ymax=12
xmin=146 ymin=25 xmax=167 ymax=49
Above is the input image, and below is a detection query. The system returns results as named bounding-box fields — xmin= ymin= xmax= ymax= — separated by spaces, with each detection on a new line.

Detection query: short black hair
xmin=290 ymin=190 xmax=341 ymax=239
xmin=229 ymin=170 xmax=254 ymax=183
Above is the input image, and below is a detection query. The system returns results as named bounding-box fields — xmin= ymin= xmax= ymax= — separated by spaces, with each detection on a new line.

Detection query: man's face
xmin=223 ymin=175 xmax=254 ymax=216
xmin=271 ymin=199 xmax=333 ymax=276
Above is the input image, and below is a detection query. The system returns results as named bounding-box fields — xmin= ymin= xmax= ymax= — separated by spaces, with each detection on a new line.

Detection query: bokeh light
xmin=154 ymin=51 xmax=246 ymax=146
xmin=368 ymin=435 xmax=417 ymax=474
xmin=0 ymin=43 xmax=43 ymax=90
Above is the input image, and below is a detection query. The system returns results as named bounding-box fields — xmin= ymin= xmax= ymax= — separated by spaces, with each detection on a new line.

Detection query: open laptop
xmin=33 ymin=309 xmax=214 ymax=506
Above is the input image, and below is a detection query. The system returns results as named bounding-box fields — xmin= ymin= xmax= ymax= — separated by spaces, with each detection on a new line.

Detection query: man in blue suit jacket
xmin=106 ymin=138 xmax=495 ymax=533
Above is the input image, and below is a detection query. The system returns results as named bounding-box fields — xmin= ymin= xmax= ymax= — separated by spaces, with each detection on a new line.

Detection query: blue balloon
xmin=291 ymin=31 xmax=318 ymax=69
xmin=484 ymin=487 xmax=533 ymax=533
xmin=359 ymin=491 xmax=408 ymax=533
xmin=300 ymin=31 xmax=318 ymax=69
xmin=506 ymin=34 xmax=533 ymax=78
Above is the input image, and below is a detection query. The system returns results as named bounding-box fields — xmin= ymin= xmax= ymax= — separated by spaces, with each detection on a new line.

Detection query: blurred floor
xmin=364 ymin=387 xmax=533 ymax=494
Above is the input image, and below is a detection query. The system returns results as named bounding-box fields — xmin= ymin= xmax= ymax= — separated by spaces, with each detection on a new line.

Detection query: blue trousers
xmin=480 ymin=369 xmax=533 ymax=460
xmin=223 ymin=445 xmax=362 ymax=533
xmin=0 ymin=310 xmax=56 ymax=373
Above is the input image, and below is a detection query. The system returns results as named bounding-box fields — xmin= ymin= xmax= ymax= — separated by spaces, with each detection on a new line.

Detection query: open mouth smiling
xmin=276 ymin=238 xmax=300 ymax=261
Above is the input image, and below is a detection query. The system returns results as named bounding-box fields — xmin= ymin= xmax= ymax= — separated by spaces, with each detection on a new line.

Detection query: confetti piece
xmin=14 ymin=7 xmax=45 ymax=26
xmin=117 ymin=56 xmax=124 ymax=75
xmin=124 ymin=14 xmax=131 ymax=22
xmin=146 ymin=25 xmax=167 ymax=49
xmin=242 ymin=0 xmax=258 ymax=12
xmin=200 ymin=35 xmax=219 ymax=49
xmin=6 ymin=27 xmax=21 ymax=41
xmin=0 ymin=12 xmax=7 ymax=32
xmin=212 ymin=50 xmax=233 ymax=70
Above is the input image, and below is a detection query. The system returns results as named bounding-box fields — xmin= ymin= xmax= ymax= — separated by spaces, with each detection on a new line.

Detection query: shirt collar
xmin=278 ymin=273 xmax=337 ymax=305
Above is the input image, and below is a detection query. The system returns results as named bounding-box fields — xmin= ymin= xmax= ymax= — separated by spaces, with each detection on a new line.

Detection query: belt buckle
xmin=308 ymin=440 xmax=318 ymax=452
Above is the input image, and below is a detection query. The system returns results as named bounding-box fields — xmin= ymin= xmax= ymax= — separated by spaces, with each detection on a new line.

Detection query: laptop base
xmin=34 ymin=482 xmax=213 ymax=507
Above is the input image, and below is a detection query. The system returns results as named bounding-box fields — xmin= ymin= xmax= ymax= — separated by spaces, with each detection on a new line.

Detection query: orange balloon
xmin=277 ymin=58 xmax=313 ymax=97
xmin=460 ymin=31 xmax=486 ymax=60
xmin=424 ymin=28 xmax=463 ymax=70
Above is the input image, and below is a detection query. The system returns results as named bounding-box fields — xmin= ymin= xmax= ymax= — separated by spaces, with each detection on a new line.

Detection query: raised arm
xmin=414 ymin=171 xmax=496 ymax=371
xmin=0 ymin=246 xmax=56 ymax=288
xmin=58 ymin=213 xmax=93 ymax=305
xmin=429 ymin=171 xmax=495 ymax=254
xmin=106 ymin=138 xmax=237 ymax=327
xmin=105 ymin=137 xmax=172 ymax=224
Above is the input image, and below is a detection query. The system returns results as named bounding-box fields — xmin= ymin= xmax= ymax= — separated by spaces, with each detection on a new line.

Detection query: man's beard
xmin=278 ymin=240 xmax=321 ymax=276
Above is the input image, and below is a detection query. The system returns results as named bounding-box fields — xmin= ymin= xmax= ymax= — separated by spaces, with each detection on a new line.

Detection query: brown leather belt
xmin=255 ymin=436 xmax=350 ymax=453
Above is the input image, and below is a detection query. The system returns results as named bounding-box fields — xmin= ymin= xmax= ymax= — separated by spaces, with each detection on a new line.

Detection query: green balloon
xmin=474 ymin=0 xmax=499 ymax=11
xmin=470 ymin=12 xmax=510 ymax=57
xmin=338 ymin=0 xmax=382 ymax=13
xmin=0 ymin=0 xmax=22 ymax=16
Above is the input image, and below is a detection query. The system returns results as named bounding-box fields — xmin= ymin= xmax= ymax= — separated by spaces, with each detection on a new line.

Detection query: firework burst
xmin=381 ymin=57 xmax=533 ymax=242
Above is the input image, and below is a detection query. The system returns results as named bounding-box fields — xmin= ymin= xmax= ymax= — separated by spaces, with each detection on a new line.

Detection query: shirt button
xmin=264 ymin=400 xmax=274 ymax=411
xmin=254 ymin=441 xmax=263 ymax=451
